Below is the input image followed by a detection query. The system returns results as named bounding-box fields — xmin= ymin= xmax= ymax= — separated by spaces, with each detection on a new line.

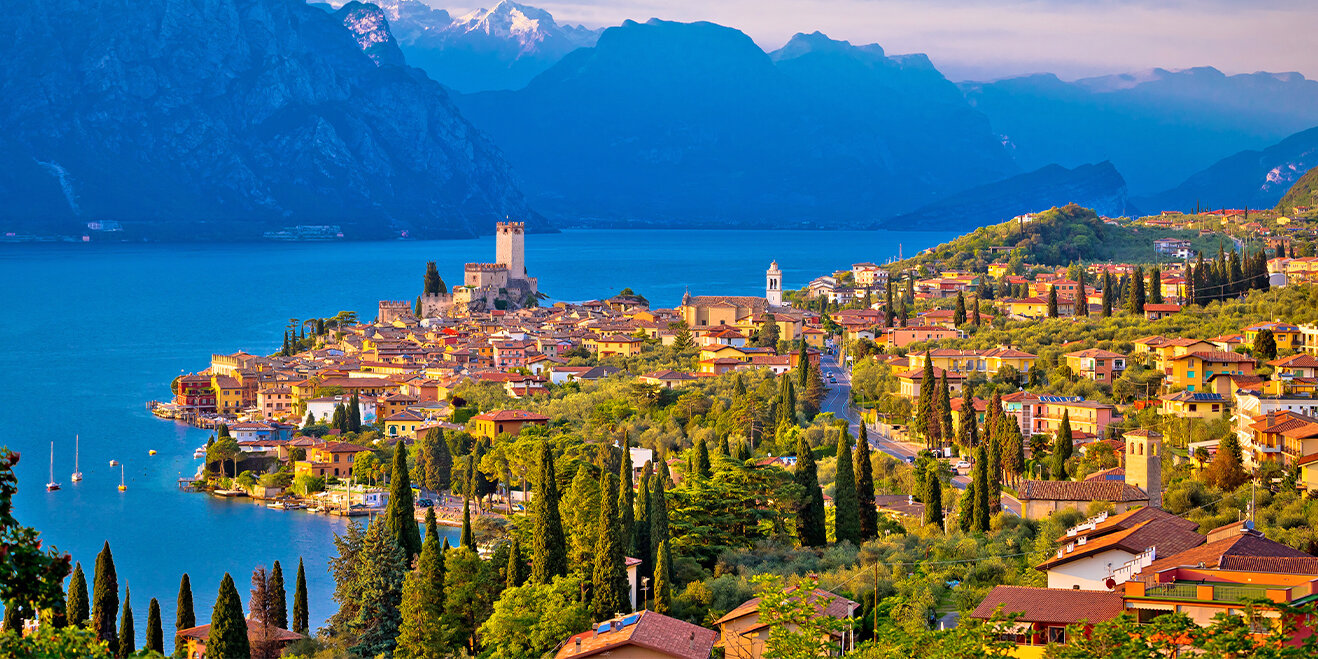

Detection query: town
xmin=9 ymin=204 xmax=1318 ymax=659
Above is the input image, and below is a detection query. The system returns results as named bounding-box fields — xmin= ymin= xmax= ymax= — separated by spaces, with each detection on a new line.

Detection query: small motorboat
xmin=148 ymin=449 xmax=157 ymax=456
xmin=109 ymin=459 xmax=120 ymax=467
xmin=193 ymin=447 xmax=207 ymax=459
xmin=46 ymin=442 xmax=61 ymax=491
xmin=117 ymin=464 xmax=126 ymax=492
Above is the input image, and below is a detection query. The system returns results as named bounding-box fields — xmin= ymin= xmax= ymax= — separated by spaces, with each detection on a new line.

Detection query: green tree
xmin=1149 ymin=266 xmax=1164 ymax=304
xmin=385 ymin=442 xmax=423 ymax=564
xmin=440 ymin=546 xmax=495 ymax=654
xmin=145 ymin=597 xmax=163 ymax=655
xmin=692 ymin=437 xmax=712 ymax=479
xmin=617 ymin=434 xmax=637 ymax=557
xmin=591 ymin=473 xmax=630 ymax=620
xmin=1127 ymin=265 xmax=1146 ymax=314
xmin=854 ymin=425 xmax=877 ymax=540
xmin=833 ymin=427 xmax=861 ymax=546
xmin=1253 ymin=328 xmax=1277 ymax=360
xmin=397 ymin=509 xmax=448 ymax=659
xmin=91 ymin=542 xmax=119 ymax=655
xmin=117 ymin=586 xmax=134 ymax=657
xmin=479 ymin=576 xmax=591 ymax=659
xmin=634 ymin=464 xmax=652 ymax=593
xmin=972 ymin=296 xmax=982 ymax=326
xmin=652 ymin=540 xmax=674 ymax=615
xmin=423 ymin=261 xmax=447 ymax=296
xmin=650 ymin=459 xmax=671 ymax=572
xmin=751 ymin=573 xmax=847 ymax=659
xmin=173 ymin=574 xmax=194 ymax=659
xmin=1047 ymin=285 xmax=1059 ymax=318
xmin=67 ymin=562 xmax=89 ymax=628
xmin=1052 ymin=411 xmax=1074 ymax=480
xmin=505 ymin=535 xmax=526 ymax=590
xmin=268 ymin=561 xmax=287 ymax=631
xmin=1101 ymin=271 xmax=1113 ymax=317
xmin=348 ymin=393 xmax=362 ymax=433
xmin=532 ymin=441 xmax=567 ymax=584
xmin=913 ymin=352 xmax=936 ymax=443
xmin=207 ymin=574 xmax=249 ymax=659
xmin=292 ymin=560 xmax=308 ymax=636
xmin=757 ymin=314 xmax=781 ymax=347
xmin=413 ymin=427 xmax=453 ymax=493
xmin=1075 ymin=267 xmax=1089 ymax=316
xmin=938 ymin=372 xmax=954 ymax=446
xmin=972 ymin=445 xmax=991 ymax=532
xmin=350 ymin=517 xmax=407 ymax=658
xmin=922 ymin=469 xmax=943 ymax=530
xmin=953 ymin=291 xmax=967 ymax=325
xmin=793 ymin=435 xmax=826 ymax=547
xmin=671 ymin=322 xmax=694 ymax=351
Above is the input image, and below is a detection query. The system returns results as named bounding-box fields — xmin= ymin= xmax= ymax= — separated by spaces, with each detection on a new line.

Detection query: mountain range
xmin=1133 ymin=126 xmax=1318 ymax=212
xmin=455 ymin=22 xmax=1018 ymax=225
xmin=0 ymin=0 xmax=541 ymax=240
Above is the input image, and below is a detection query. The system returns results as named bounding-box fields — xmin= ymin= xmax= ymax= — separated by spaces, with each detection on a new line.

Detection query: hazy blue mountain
xmin=0 ymin=0 xmax=542 ymax=240
xmin=455 ymin=23 xmax=1016 ymax=226
xmin=1135 ymin=126 xmax=1318 ymax=212
xmin=878 ymin=162 xmax=1133 ymax=231
xmin=963 ymin=67 xmax=1318 ymax=194
xmin=354 ymin=0 xmax=602 ymax=92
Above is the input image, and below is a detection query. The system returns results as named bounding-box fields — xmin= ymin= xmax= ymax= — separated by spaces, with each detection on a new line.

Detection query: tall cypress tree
xmin=914 ymin=352 xmax=936 ymax=443
xmin=269 ymin=561 xmax=287 ymax=631
xmin=855 ymin=425 xmax=877 ymax=540
xmin=532 ymin=440 xmax=567 ymax=583
xmin=617 ymin=433 xmax=636 ymax=557
xmin=653 ymin=540 xmax=674 ymax=615
xmin=385 ymin=442 xmax=423 ymax=564
xmin=692 ymin=437 xmax=711 ymax=479
xmin=635 ymin=464 xmax=653 ymax=589
xmin=292 ymin=559 xmax=309 ymax=636
xmin=938 ymin=372 xmax=954 ymax=446
xmin=1101 ymin=271 xmax=1113 ymax=317
xmin=91 ymin=541 xmax=119 ymax=655
xmin=67 ymin=562 xmax=89 ymax=627
xmin=885 ymin=285 xmax=895 ymax=327
xmin=1047 ymin=285 xmax=1059 ymax=318
xmin=972 ymin=445 xmax=991 ymax=532
xmin=953 ymin=291 xmax=967 ymax=325
xmin=833 ymin=428 xmax=861 ymax=546
xmin=505 ymin=535 xmax=525 ymax=589
xmin=397 ymin=508 xmax=447 ymax=659
xmin=1052 ymin=411 xmax=1074 ymax=480
xmin=592 ymin=473 xmax=629 ymax=620
xmin=1149 ymin=266 xmax=1164 ymax=304
xmin=174 ymin=573 xmax=194 ymax=658
xmin=972 ymin=296 xmax=982 ymax=326
xmin=793 ymin=435 xmax=827 ymax=547
xmin=923 ymin=469 xmax=944 ymax=530
xmin=460 ymin=497 xmax=473 ymax=549
xmin=146 ymin=597 xmax=163 ymax=655
xmin=118 ymin=586 xmax=135 ymax=657
xmin=797 ymin=342 xmax=810 ymax=392
xmin=348 ymin=393 xmax=362 ymax=433
xmin=1076 ymin=268 xmax=1089 ymax=317
xmin=650 ymin=458 xmax=671 ymax=569
xmin=956 ymin=388 xmax=975 ymax=449
xmin=208 ymin=574 xmax=249 ymax=659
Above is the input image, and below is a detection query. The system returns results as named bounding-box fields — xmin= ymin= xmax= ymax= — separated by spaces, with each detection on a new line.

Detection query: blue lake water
xmin=0 ymin=228 xmax=951 ymax=645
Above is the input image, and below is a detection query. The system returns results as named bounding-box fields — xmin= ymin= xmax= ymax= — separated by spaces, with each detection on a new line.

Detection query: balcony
xmin=1143 ymin=581 xmax=1277 ymax=603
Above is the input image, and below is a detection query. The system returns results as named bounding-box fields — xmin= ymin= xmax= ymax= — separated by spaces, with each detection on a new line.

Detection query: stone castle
xmin=380 ymin=222 xmax=539 ymax=321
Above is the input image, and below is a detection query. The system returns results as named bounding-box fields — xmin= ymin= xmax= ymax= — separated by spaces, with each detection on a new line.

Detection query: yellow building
xmin=587 ymin=335 xmax=644 ymax=358
xmin=1244 ymin=322 xmax=1302 ymax=352
xmin=800 ymin=327 xmax=828 ymax=348
xmin=293 ymin=440 xmax=370 ymax=479
xmin=906 ymin=347 xmax=1036 ymax=379
xmin=1300 ymin=453 xmax=1318 ymax=493
xmin=678 ymin=293 xmax=770 ymax=328
xmin=382 ymin=409 xmax=426 ymax=437
xmin=1158 ymin=391 xmax=1226 ymax=419
xmin=211 ymin=374 xmax=244 ymax=414
xmin=467 ymin=410 xmax=550 ymax=439
xmin=1164 ymin=350 xmax=1255 ymax=393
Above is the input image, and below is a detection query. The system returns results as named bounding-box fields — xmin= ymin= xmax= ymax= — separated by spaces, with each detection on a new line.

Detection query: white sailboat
xmin=71 ymin=434 xmax=83 ymax=482
xmin=46 ymin=441 xmax=61 ymax=491
xmin=118 ymin=463 xmax=126 ymax=492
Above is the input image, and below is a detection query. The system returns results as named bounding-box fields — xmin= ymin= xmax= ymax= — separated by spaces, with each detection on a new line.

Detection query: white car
xmin=955 ymin=461 xmax=971 ymax=472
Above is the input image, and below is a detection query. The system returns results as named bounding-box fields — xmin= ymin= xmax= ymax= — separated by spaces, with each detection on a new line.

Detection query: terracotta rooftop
xmin=470 ymin=410 xmax=550 ymax=422
xmin=1018 ymin=480 xmax=1149 ymax=503
xmin=1134 ymin=527 xmax=1311 ymax=578
xmin=715 ymin=587 xmax=857 ymax=627
xmin=971 ymin=585 xmax=1123 ymax=624
xmin=556 ymin=611 xmax=716 ymax=659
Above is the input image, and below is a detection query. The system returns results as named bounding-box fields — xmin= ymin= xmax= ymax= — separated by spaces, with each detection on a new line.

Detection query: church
xmin=677 ymin=261 xmax=805 ymax=341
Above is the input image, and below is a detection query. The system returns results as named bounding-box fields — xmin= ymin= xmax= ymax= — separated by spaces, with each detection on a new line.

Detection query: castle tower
xmin=766 ymin=260 xmax=782 ymax=307
xmin=1124 ymin=429 xmax=1163 ymax=509
xmin=496 ymin=222 xmax=526 ymax=279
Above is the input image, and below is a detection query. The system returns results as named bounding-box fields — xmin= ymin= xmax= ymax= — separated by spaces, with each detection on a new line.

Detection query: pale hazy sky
xmin=442 ymin=0 xmax=1318 ymax=81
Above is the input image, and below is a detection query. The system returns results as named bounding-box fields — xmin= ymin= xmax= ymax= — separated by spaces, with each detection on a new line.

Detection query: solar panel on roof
xmin=619 ymin=613 xmax=641 ymax=628
xmin=1191 ymin=393 xmax=1220 ymax=401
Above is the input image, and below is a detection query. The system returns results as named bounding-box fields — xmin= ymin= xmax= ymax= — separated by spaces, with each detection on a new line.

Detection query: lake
xmin=0 ymin=227 xmax=952 ymax=646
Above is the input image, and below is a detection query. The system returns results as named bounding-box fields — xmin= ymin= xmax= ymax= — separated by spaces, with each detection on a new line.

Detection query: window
xmin=1046 ymin=627 xmax=1066 ymax=644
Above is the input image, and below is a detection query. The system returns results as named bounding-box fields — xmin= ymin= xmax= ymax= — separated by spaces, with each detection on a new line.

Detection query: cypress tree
xmin=1101 ymin=271 xmax=1113 ymax=317
xmin=855 ymin=425 xmax=877 ymax=540
xmin=885 ymin=285 xmax=895 ymax=327
xmin=972 ymin=296 xmax=982 ymax=326
xmin=954 ymin=291 xmax=967 ymax=325
xmin=833 ymin=428 xmax=861 ymax=545
xmin=118 ymin=586 xmax=135 ymax=656
xmin=208 ymin=574 xmax=249 ymax=659
xmin=174 ymin=573 xmax=194 ymax=659
xmin=956 ymin=387 xmax=974 ymax=449
xmin=146 ymin=598 xmax=163 ymax=655
xmin=460 ymin=497 xmax=473 ymax=549
xmin=91 ymin=541 xmax=119 ymax=655
xmin=1047 ymin=285 xmax=1059 ymax=318
xmin=505 ymin=535 xmax=525 ymax=589
xmin=1076 ymin=268 xmax=1089 ymax=317
xmin=397 ymin=508 xmax=447 ymax=659
xmin=692 ymin=437 xmax=711 ymax=479
xmin=67 ymin=562 xmax=89 ymax=627
xmin=958 ymin=486 xmax=975 ymax=532
xmin=914 ymin=352 xmax=936 ymax=443
xmin=304 ymin=409 xmax=315 ymax=427
xmin=987 ymin=429 xmax=1002 ymax=497
xmin=532 ymin=440 xmax=567 ymax=583
xmin=650 ymin=458 xmax=671 ymax=568
xmin=269 ymin=561 xmax=287 ymax=631
xmin=616 ymin=435 xmax=637 ymax=557
xmin=592 ymin=473 xmax=629 ymax=620
xmin=1127 ymin=265 xmax=1146 ymax=314
xmin=972 ymin=445 xmax=991 ymax=532
xmin=1052 ymin=411 xmax=1074 ymax=480
xmin=385 ymin=442 xmax=423 ymax=564
xmin=653 ymin=540 xmax=674 ymax=615
xmin=348 ymin=393 xmax=362 ymax=433
xmin=1149 ymin=266 xmax=1164 ymax=304
xmin=923 ymin=469 xmax=944 ymax=530
xmin=793 ymin=434 xmax=827 ymax=547
xmin=797 ymin=343 xmax=809 ymax=392
xmin=938 ymin=372 xmax=954 ymax=445
xmin=635 ymin=464 xmax=653 ymax=589
xmin=292 ymin=559 xmax=309 ymax=636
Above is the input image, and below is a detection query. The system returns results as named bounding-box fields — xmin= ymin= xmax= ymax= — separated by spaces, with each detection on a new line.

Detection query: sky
xmin=442 ymin=0 xmax=1318 ymax=81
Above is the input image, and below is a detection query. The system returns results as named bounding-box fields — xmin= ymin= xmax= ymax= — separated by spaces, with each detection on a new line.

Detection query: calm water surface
xmin=0 ymin=228 xmax=952 ymax=644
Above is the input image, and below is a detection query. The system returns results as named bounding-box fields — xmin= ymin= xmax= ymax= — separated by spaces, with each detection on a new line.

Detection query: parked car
xmin=417 ymin=498 xmax=434 ymax=508
xmin=955 ymin=461 xmax=971 ymax=473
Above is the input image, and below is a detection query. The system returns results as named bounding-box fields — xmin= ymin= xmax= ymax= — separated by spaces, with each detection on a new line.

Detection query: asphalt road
xmin=820 ymin=353 xmax=970 ymax=490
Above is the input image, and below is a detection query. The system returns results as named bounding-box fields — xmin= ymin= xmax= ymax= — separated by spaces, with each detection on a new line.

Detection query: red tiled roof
xmin=971 ymin=586 xmax=1123 ymax=624
xmin=470 ymin=410 xmax=550 ymax=422
xmin=557 ymin=611 xmax=717 ymax=659
xmin=1135 ymin=529 xmax=1311 ymax=577
xmin=715 ymin=587 xmax=857 ymax=626
xmin=1217 ymin=555 xmax=1318 ymax=574
xmin=1018 ymin=480 xmax=1149 ymax=503
xmin=177 ymin=619 xmax=304 ymax=643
